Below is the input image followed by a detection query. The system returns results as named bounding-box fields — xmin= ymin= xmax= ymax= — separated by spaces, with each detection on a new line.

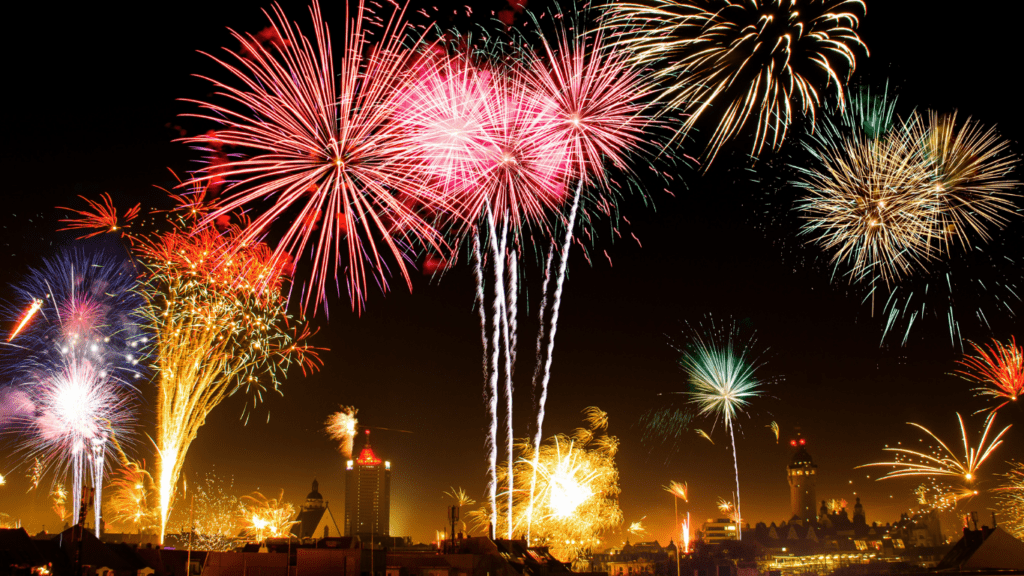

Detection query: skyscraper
xmin=787 ymin=437 xmax=817 ymax=522
xmin=345 ymin=430 xmax=391 ymax=544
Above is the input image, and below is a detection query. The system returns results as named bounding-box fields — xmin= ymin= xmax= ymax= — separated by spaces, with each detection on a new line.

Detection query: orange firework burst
xmin=239 ymin=490 xmax=297 ymax=541
xmin=957 ymin=337 xmax=1024 ymax=413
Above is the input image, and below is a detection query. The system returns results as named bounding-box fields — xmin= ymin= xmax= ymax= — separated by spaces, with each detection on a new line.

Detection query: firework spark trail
xmin=956 ymin=337 xmax=1024 ymax=412
xmin=141 ymin=220 xmax=320 ymax=543
xmin=603 ymin=0 xmax=867 ymax=164
xmin=482 ymin=220 xmax=501 ymax=539
xmin=527 ymin=181 xmax=581 ymax=543
xmin=184 ymin=0 xmax=445 ymax=312
xmin=504 ymin=242 xmax=517 ymax=540
xmin=485 ymin=213 xmax=516 ymax=540
xmin=859 ymin=412 xmax=1010 ymax=484
xmin=8 ymin=299 xmax=43 ymax=342
xmin=530 ymin=246 xmax=555 ymax=396
xmin=727 ymin=425 xmax=741 ymax=537
xmin=681 ymin=512 xmax=690 ymax=554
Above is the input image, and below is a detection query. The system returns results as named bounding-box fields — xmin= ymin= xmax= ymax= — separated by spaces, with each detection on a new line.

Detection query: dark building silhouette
xmin=292 ymin=479 xmax=342 ymax=541
xmin=786 ymin=438 xmax=817 ymax=522
xmin=345 ymin=430 xmax=391 ymax=546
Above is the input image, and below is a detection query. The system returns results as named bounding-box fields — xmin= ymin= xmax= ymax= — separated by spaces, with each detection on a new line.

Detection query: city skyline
xmin=1 ymin=0 xmax=1022 ymax=548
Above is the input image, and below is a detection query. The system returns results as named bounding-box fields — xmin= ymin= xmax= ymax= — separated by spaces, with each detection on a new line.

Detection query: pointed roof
xmin=356 ymin=430 xmax=382 ymax=465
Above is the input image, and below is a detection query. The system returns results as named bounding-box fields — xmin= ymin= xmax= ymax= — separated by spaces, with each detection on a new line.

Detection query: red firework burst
xmin=183 ymin=1 xmax=444 ymax=312
xmin=956 ymin=337 xmax=1024 ymax=412
xmin=58 ymin=193 xmax=141 ymax=240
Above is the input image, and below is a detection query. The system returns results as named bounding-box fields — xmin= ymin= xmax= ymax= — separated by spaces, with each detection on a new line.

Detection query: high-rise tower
xmin=787 ymin=438 xmax=817 ymax=521
xmin=345 ymin=430 xmax=391 ymax=544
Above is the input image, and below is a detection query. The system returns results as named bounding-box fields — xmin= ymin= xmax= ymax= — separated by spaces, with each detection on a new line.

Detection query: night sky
xmin=2 ymin=0 xmax=1023 ymax=546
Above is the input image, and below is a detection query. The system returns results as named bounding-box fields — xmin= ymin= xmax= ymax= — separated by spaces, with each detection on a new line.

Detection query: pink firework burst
xmin=184 ymin=1 xmax=445 ymax=312
xmin=520 ymin=21 xmax=655 ymax=193
xmin=393 ymin=43 xmax=569 ymax=233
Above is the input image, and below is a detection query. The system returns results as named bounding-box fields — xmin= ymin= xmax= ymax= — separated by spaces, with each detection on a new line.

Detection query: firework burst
xmin=62 ymin=191 xmax=321 ymax=543
xmin=184 ymin=0 xmax=445 ymax=312
xmin=325 ymin=405 xmax=360 ymax=459
xmin=481 ymin=410 xmax=622 ymax=567
xmin=664 ymin=480 xmax=688 ymax=502
xmin=170 ymin=472 xmax=242 ymax=551
xmin=956 ymin=337 xmax=1024 ymax=412
xmin=859 ymin=412 xmax=1010 ymax=484
xmin=675 ymin=318 xmax=768 ymax=541
xmin=603 ymin=0 xmax=867 ymax=163
xmin=107 ymin=461 xmax=158 ymax=533
xmin=140 ymin=219 xmax=320 ymax=543
xmin=239 ymin=490 xmax=297 ymax=541
xmin=995 ymin=461 xmax=1024 ymax=540
xmin=797 ymin=90 xmax=1019 ymax=288
xmin=8 ymin=357 xmax=136 ymax=535
xmin=3 ymin=247 xmax=150 ymax=382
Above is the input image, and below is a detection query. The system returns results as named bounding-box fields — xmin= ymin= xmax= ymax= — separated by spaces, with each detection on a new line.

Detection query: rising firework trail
xmin=859 ymin=412 xmax=1010 ymax=484
xmin=956 ymin=337 xmax=1024 ymax=412
xmin=675 ymin=319 xmax=767 ymax=541
xmin=603 ymin=0 xmax=867 ymax=164
xmin=184 ymin=0 xmax=446 ymax=312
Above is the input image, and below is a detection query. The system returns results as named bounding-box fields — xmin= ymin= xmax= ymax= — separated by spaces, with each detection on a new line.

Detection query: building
xmin=701 ymin=519 xmax=739 ymax=544
xmin=292 ymin=479 xmax=343 ymax=541
xmin=345 ymin=430 xmax=391 ymax=546
xmin=786 ymin=438 xmax=816 ymax=522
xmin=589 ymin=540 xmax=673 ymax=576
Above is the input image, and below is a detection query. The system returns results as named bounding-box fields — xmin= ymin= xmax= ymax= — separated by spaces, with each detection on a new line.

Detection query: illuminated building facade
xmin=701 ymin=519 xmax=739 ymax=544
xmin=344 ymin=430 xmax=391 ymax=545
xmin=787 ymin=439 xmax=817 ymax=522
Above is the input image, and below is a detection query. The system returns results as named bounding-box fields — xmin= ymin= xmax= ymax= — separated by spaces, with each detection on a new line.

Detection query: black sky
xmin=1 ymin=0 xmax=1022 ymax=544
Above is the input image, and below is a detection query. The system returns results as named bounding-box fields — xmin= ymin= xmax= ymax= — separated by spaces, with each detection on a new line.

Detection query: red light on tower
xmin=790 ymin=439 xmax=797 ymax=447
xmin=799 ymin=438 xmax=806 ymax=446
